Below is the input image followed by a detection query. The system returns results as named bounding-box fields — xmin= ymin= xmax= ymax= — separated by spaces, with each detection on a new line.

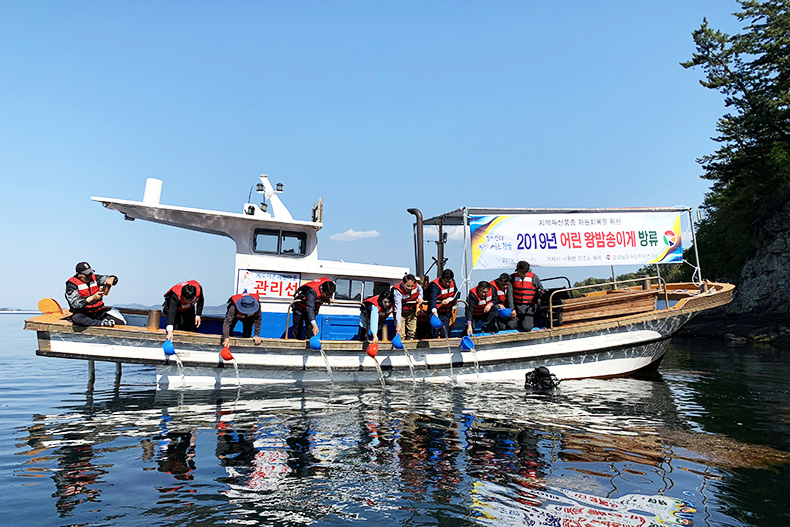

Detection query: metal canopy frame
xmin=417 ymin=206 xmax=703 ymax=297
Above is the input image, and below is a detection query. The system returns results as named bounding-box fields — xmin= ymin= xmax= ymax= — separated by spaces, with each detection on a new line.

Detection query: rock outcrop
xmin=679 ymin=200 xmax=790 ymax=344
xmin=725 ymin=200 xmax=790 ymax=316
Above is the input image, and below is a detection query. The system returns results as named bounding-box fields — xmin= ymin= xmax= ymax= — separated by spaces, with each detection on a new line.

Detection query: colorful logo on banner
xmin=470 ymin=212 xmax=683 ymax=269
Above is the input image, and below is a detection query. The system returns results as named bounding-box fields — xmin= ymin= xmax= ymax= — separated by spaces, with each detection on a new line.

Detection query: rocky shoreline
xmin=678 ymin=308 xmax=790 ymax=346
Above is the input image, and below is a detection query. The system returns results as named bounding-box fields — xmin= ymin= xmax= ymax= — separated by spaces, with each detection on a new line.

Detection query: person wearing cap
xmin=65 ymin=262 xmax=123 ymax=327
xmin=222 ymin=294 xmax=263 ymax=348
xmin=163 ymin=280 xmax=204 ymax=341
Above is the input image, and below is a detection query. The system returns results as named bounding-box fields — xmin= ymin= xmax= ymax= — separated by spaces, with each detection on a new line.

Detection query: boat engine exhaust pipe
xmin=407 ymin=208 xmax=425 ymax=279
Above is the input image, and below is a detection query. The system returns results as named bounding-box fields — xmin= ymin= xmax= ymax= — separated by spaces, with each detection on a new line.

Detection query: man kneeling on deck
xmin=290 ymin=278 xmax=336 ymax=339
xmin=466 ymin=281 xmax=498 ymax=335
xmin=509 ymin=261 xmax=544 ymax=332
xmin=222 ymin=294 xmax=263 ymax=348
xmin=65 ymin=261 xmax=125 ymax=327
xmin=163 ymin=280 xmax=204 ymax=341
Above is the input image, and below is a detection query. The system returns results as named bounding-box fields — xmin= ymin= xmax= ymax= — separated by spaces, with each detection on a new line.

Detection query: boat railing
xmin=284 ymin=299 xmax=366 ymax=340
xmin=547 ymin=275 xmax=668 ymax=329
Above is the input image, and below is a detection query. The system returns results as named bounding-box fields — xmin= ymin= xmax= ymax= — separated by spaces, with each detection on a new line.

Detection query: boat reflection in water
xmin=14 ymin=367 xmax=790 ymax=526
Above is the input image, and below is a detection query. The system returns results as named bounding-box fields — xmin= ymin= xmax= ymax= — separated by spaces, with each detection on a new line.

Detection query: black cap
xmin=76 ymin=262 xmax=93 ymax=275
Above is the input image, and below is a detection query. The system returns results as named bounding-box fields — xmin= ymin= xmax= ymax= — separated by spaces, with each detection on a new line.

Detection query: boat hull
xmin=27 ymin=282 xmax=734 ymax=389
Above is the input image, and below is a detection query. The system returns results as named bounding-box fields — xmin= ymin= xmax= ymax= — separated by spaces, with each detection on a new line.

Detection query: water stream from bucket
xmin=372 ymin=357 xmax=386 ymax=387
xmin=318 ymin=348 xmax=334 ymax=381
xmin=231 ymin=360 xmax=241 ymax=387
xmin=403 ymin=349 xmax=417 ymax=383
xmin=173 ymin=353 xmax=187 ymax=389
xmin=470 ymin=347 xmax=481 ymax=383
xmin=443 ymin=335 xmax=454 ymax=381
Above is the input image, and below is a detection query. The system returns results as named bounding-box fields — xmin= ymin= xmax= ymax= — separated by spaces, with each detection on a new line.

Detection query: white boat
xmin=25 ymin=176 xmax=734 ymax=389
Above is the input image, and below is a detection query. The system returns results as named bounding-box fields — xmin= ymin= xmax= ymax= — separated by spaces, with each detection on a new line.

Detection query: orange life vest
xmin=393 ymin=282 xmax=420 ymax=314
xmin=430 ymin=277 xmax=457 ymax=313
xmin=363 ymin=295 xmax=394 ymax=322
xmin=166 ymin=280 xmax=202 ymax=312
xmin=511 ymin=272 xmax=537 ymax=305
xmin=489 ymin=280 xmax=507 ymax=304
xmin=67 ymin=274 xmax=105 ymax=315
xmin=468 ymin=286 xmax=493 ymax=318
xmin=293 ymin=277 xmax=332 ymax=312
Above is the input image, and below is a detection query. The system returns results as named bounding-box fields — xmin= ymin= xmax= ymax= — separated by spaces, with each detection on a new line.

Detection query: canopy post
xmin=688 ymin=208 xmax=704 ymax=287
xmin=463 ymin=208 xmax=471 ymax=298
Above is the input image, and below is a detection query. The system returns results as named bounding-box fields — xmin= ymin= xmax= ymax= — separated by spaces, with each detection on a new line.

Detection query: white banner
xmin=470 ymin=212 xmax=683 ymax=269
xmin=237 ymin=270 xmax=301 ymax=299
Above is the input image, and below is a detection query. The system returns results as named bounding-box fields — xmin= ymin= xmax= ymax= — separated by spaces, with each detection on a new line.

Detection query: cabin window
xmin=281 ymin=231 xmax=306 ymax=255
xmin=334 ymin=278 xmax=392 ymax=301
xmin=253 ymin=230 xmax=279 ymax=254
xmin=253 ymin=229 xmax=307 ymax=256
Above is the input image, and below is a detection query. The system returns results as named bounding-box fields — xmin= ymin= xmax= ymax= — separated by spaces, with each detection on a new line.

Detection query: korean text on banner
xmin=470 ymin=212 xmax=683 ymax=269
xmin=237 ymin=270 xmax=301 ymax=299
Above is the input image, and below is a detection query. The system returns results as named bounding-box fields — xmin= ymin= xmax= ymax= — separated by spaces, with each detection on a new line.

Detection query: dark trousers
xmin=173 ymin=308 xmax=197 ymax=332
xmin=238 ymin=318 xmax=255 ymax=338
xmin=431 ymin=311 xmax=453 ymax=339
xmin=291 ymin=308 xmax=315 ymax=339
xmin=470 ymin=308 xmax=499 ymax=333
xmin=72 ymin=308 xmax=123 ymax=327
xmin=514 ymin=304 xmax=536 ymax=332
xmin=496 ymin=315 xmax=519 ymax=331
xmin=72 ymin=309 xmax=109 ymax=327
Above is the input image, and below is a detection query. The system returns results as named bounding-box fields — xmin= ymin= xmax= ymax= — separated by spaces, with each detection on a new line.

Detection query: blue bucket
xmin=309 ymin=335 xmax=322 ymax=351
xmin=460 ymin=335 xmax=475 ymax=351
xmin=430 ymin=315 xmax=443 ymax=329
xmin=392 ymin=334 xmax=404 ymax=349
xmin=162 ymin=340 xmax=175 ymax=356
xmin=498 ymin=308 xmax=512 ymax=318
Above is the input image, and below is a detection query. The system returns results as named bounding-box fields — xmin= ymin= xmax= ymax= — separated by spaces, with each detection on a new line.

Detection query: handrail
xmin=547 ymin=276 xmax=668 ymax=329
xmin=540 ymin=276 xmax=572 ymax=289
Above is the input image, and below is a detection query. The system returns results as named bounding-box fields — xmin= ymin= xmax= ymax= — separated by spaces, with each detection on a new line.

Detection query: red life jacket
xmin=430 ymin=277 xmax=457 ymax=313
xmin=293 ymin=277 xmax=332 ymax=312
xmin=511 ymin=272 xmax=537 ymax=305
xmin=489 ymin=280 xmax=507 ymax=304
xmin=469 ymin=286 xmax=493 ymax=318
xmin=393 ymin=282 xmax=420 ymax=314
xmin=363 ymin=295 xmax=393 ymax=322
xmin=166 ymin=280 xmax=202 ymax=312
xmin=67 ymin=274 xmax=105 ymax=315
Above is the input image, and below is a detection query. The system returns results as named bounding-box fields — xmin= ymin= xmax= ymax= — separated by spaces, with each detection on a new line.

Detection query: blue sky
xmin=0 ymin=1 xmax=742 ymax=309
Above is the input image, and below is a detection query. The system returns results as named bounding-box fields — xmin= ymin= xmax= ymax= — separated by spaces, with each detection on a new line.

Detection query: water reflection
xmin=11 ymin=343 xmax=790 ymax=526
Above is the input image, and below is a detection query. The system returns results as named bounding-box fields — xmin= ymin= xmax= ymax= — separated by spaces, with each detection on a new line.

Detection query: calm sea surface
xmin=1 ymin=313 xmax=789 ymax=526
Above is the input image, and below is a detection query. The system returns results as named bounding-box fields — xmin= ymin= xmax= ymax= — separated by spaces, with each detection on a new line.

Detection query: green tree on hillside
xmin=682 ymin=0 xmax=790 ymax=283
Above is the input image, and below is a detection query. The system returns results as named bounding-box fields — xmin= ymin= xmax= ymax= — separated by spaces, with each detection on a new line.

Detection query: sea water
xmin=1 ymin=313 xmax=789 ymax=526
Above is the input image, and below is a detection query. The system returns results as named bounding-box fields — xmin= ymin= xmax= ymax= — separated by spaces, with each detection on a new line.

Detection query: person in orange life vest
xmin=490 ymin=273 xmax=518 ymax=331
xmin=291 ymin=278 xmax=336 ymax=339
xmin=163 ymin=281 xmax=204 ymax=341
xmin=357 ymin=289 xmax=394 ymax=344
xmin=465 ymin=281 xmax=499 ymax=335
xmin=222 ymin=294 xmax=262 ymax=348
xmin=427 ymin=269 xmax=460 ymax=338
xmin=508 ymin=261 xmax=544 ymax=332
xmin=65 ymin=261 xmax=123 ymax=327
xmin=393 ymin=273 xmax=423 ymax=340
